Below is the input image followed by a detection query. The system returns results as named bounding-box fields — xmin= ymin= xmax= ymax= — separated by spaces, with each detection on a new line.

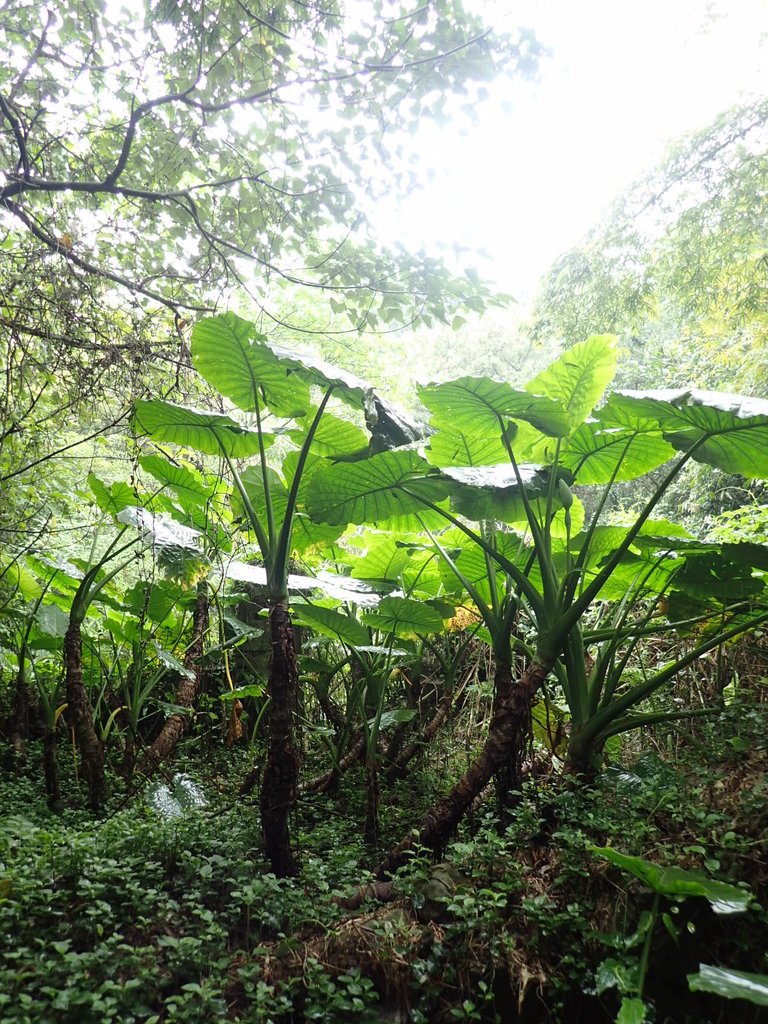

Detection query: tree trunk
xmin=384 ymin=686 xmax=454 ymax=784
xmin=300 ymin=731 xmax=366 ymax=795
xmin=364 ymin=755 xmax=380 ymax=847
xmin=260 ymin=599 xmax=300 ymax=877
xmin=140 ymin=582 xmax=208 ymax=774
xmin=43 ymin=728 xmax=61 ymax=810
xmin=375 ymin=658 xmax=552 ymax=878
xmin=9 ymin=663 xmax=30 ymax=755
xmin=64 ymin=620 xmax=106 ymax=811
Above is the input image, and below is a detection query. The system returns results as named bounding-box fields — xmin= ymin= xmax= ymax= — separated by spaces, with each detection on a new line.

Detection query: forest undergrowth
xmin=1 ymin=662 xmax=766 ymax=1024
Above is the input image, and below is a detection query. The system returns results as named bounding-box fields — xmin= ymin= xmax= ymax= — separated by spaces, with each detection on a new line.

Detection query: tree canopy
xmin=0 ymin=0 xmax=540 ymax=328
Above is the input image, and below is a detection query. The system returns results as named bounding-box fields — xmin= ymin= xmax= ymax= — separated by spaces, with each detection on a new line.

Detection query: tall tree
xmin=528 ymin=98 xmax=768 ymax=393
xmin=0 ymin=0 xmax=541 ymax=328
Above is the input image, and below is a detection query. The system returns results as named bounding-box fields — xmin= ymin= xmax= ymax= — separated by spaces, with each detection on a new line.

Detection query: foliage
xmin=0 ymin=0 xmax=541 ymax=326
xmin=528 ymin=99 xmax=768 ymax=393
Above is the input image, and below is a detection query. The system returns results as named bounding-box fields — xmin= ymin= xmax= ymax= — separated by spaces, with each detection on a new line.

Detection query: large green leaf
xmin=419 ymin=376 xmax=570 ymax=438
xmin=306 ymin=449 xmax=449 ymax=526
xmin=87 ymin=473 xmax=141 ymax=515
xmin=606 ymin=389 xmax=768 ymax=478
xmin=350 ymin=534 xmax=412 ymax=584
xmin=289 ymin=412 xmax=369 ymax=461
xmin=191 ymin=314 xmax=313 ymax=416
xmin=139 ymin=456 xmax=225 ymax=512
xmin=192 ymin=315 xmax=428 ymax=451
xmin=688 ymin=965 xmax=768 ymax=1006
xmin=293 ymin=603 xmax=370 ymax=647
xmin=425 ymin=424 xmax=509 ymax=468
xmin=592 ymin=847 xmax=751 ymax=913
xmin=525 ymin=334 xmax=618 ymax=431
xmin=362 ymin=596 xmax=445 ymax=638
xmin=133 ymin=399 xmax=267 ymax=458
xmin=559 ymin=418 xmax=676 ymax=484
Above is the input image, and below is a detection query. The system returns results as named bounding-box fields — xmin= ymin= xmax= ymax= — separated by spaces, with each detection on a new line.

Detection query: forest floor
xmin=1 ymin=705 xmax=767 ymax=1024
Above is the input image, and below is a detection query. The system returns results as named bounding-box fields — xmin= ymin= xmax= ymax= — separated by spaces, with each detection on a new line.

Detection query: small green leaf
xmin=220 ymin=684 xmax=265 ymax=700
xmin=617 ymin=996 xmax=647 ymax=1024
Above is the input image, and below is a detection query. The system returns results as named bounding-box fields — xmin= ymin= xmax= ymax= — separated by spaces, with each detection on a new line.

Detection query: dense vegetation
xmin=2 ymin=3 xmax=768 ymax=1023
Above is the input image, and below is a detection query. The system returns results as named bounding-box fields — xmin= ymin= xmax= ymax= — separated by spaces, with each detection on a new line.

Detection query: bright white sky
xmin=373 ymin=0 xmax=768 ymax=302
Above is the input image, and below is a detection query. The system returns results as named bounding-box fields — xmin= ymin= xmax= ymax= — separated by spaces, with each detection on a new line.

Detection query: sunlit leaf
xmin=133 ymin=399 xmax=267 ymax=458
xmin=606 ymin=389 xmax=768 ymax=478
xmin=525 ymin=334 xmax=618 ymax=431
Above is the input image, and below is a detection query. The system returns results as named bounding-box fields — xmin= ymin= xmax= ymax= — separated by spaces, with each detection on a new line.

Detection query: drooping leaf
xmin=687 ymin=965 xmax=768 ymax=1006
xmin=606 ymin=389 xmax=768 ymax=478
xmin=306 ymin=449 xmax=449 ymax=526
xmin=592 ymin=847 xmax=752 ymax=913
xmin=720 ymin=542 xmax=768 ymax=572
xmin=525 ymin=334 xmax=618 ymax=431
xmin=672 ymin=552 xmax=765 ymax=602
xmin=133 ymin=399 xmax=267 ymax=458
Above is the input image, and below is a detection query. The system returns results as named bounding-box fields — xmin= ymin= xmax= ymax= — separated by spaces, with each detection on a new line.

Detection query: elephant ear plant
xmin=306 ymin=335 xmax=768 ymax=873
xmin=132 ymin=312 xmax=428 ymax=876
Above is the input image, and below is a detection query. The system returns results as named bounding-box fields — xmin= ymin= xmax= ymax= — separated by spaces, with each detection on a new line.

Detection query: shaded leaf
xmin=688 ymin=965 xmax=768 ymax=1007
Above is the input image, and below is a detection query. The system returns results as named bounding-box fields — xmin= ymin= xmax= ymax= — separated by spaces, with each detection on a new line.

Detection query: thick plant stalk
xmin=300 ymin=731 xmax=366 ymax=795
xmin=384 ymin=687 xmax=454 ymax=784
xmin=43 ymin=728 xmax=61 ymax=809
xmin=261 ymin=599 xmax=300 ymax=877
xmin=140 ymin=583 xmax=208 ymax=774
xmin=364 ymin=756 xmax=380 ymax=847
xmin=375 ymin=659 xmax=552 ymax=878
xmin=9 ymin=665 xmax=29 ymax=754
xmin=64 ymin=620 xmax=106 ymax=811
